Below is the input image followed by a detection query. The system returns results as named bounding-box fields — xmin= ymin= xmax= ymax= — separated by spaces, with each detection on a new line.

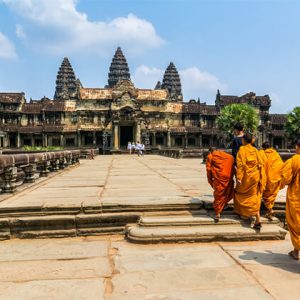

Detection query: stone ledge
xmin=126 ymin=224 xmax=288 ymax=244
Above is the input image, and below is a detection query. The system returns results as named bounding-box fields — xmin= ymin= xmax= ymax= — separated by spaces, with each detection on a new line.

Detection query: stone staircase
xmin=125 ymin=213 xmax=287 ymax=243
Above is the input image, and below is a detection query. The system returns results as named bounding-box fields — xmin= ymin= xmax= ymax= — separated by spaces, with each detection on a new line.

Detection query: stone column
xmin=43 ymin=134 xmax=48 ymax=148
xmin=152 ymin=132 xmax=157 ymax=147
xmin=93 ymin=131 xmax=96 ymax=147
xmin=167 ymin=130 xmax=171 ymax=148
xmin=135 ymin=121 xmax=141 ymax=143
xmin=184 ymin=133 xmax=188 ymax=149
xmin=113 ymin=121 xmax=120 ymax=150
xmin=31 ymin=135 xmax=35 ymax=147
xmin=77 ymin=131 xmax=81 ymax=148
xmin=16 ymin=132 xmax=21 ymax=148
xmin=199 ymin=133 xmax=203 ymax=148
xmin=60 ymin=134 xmax=64 ymax=147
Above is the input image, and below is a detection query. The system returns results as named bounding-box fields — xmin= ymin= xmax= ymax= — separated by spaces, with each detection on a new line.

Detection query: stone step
xmin=126 ymin=224 xmax=287 ymax=244
xmin=139 ymin=214 xmax=280 ymax=227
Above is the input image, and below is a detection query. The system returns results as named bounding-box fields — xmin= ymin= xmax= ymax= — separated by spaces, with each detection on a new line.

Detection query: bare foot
xmin=288 ymin=250 xmax=299 ymax=261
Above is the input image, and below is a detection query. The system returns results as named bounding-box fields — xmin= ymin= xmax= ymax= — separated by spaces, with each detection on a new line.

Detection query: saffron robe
xmin=206 ymin=150 xmax=235 ymax=215
xmin=260 ymin=148 xmax=284 ymax=210
xmin=281 ymin=154 xmax=300 ymax=250
xmin=234 ymin=144 xmax=266 ymax=217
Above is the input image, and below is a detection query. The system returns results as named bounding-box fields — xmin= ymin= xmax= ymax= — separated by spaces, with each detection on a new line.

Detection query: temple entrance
xmin=120 ymin=126 xmax=133 ymax=147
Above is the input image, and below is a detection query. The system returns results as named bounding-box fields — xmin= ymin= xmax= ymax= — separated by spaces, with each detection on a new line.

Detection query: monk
xmin=206 ymin=147 xmax=235 ymax=221
xmin=280 ymin=139 xmax=300 ymax=260
xmin=259 ymin=141 xmax=284 ymax=218
xmin=234 ymin=133 xmax=266 ymax=229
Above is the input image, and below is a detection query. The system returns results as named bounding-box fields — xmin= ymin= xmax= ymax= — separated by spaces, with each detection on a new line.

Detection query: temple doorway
xmin=120 ymin=126 xmax=133 ymax=147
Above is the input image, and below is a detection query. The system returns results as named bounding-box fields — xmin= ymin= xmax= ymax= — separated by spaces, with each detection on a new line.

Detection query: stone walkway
xmin=0 ymin=155 xmax=286 ymax=210
xmin=0 ymin=235 xmax=298 ymax=300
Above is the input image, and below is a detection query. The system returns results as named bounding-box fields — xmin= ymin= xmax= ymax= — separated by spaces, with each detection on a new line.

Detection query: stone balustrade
xmin=0 ymin=150 xmax=80 ymax=193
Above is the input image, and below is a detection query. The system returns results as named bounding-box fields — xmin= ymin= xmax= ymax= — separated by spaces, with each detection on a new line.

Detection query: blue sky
xmin=0 ymin=0 xmax=299 ymax=113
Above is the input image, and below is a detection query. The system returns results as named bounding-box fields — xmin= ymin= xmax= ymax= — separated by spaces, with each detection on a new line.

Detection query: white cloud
xmin=2 ymin=0 xmax=164 ymax=55
xmin=133 ymin=64 xmax=227 ymax=100
xmin=0 ymin=32 xmax=17 ymax=59
xmin=179 ymin=67 xmax=227 ymax=95
xmin=132 ymin=65 xmax=164 ymax=89
xmin=269 ymin=92 xmax=281 ymax=104
xmin=15 ymin=24 xmax=26 ymax=39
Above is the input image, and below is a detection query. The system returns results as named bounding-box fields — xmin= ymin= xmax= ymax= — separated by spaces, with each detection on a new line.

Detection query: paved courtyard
xmin=0 ymin=155 xmax=286 ymax=210
xmin=0 ymin=155 xmax=295 ymax=300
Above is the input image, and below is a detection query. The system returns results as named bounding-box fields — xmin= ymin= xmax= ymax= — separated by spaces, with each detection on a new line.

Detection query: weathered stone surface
xmin=126 ymin=224 xmax=287 ymax=243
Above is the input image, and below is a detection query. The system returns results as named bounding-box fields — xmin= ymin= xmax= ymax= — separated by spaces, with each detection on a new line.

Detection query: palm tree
xmin=216 ymin=103 xmax=259 ymax=137
xmin=285 ymin=106 xmax=300 ymax=142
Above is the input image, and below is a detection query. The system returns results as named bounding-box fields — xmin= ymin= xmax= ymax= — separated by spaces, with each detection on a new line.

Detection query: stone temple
xmin=0 ymin=47 xmax=288 ymax=150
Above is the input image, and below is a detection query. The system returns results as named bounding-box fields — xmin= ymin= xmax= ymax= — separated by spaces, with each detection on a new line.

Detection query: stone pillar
xmin=113 ymin=121 xmax=120 ymax=150
xmin=93 ymin=131 xmax=96 ymax=147
xmin=199 ymin=133 xmax=203 ymax=148
xmin=77 ymin=131 xmax=81 ymax=148
xmin=167 ymin=131 xmax=171 ymax=148
xmin=152 ymin=132 xmax=157 ymax=147
xmin=43 ymin=134 xmax=48 ymax=148
xmin=16 ymin=133 xmax=21 ymax=148
xmin=184 ymin=133 xmax=188 ymax=149
xmin=31 ymin=135 xmax=35 ymax=147
xmin=60 ymin=134 xmax=64 ymax=147
xmin=135 ymin=121 xmax=141 ymax=143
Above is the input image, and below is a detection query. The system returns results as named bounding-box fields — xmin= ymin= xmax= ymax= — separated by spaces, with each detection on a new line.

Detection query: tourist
xmin=231 ymin=122 xmax=244 ymax=161
xmin=131 ymin=142 xmax=136 ymax=154
xmin=259 ymin=141 xmax=283 ymax=218
xmin=136 ymin=141 xmax=142 ymax=156
xmin=234 ymin=132 xmax=266 ymax=229
xmin=206 ymin=147 xmax=235 ymax=221
xmin=141 ymin=143 xmax=145 ymax=156
xmin=280 ymin=139 xmax=300 ymax=261
xmin=127 ymin=141 xmax=132 ymax=155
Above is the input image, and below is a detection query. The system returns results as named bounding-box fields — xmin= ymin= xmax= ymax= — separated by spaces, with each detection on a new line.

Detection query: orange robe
xmin=281 ymin=154 xmax=300 ymax=250
xmin=206 ymin=150 xmax=235 ymax=215
xmin=260 ymin=148 xmax=283 ymax=210
xmin=234 ymin=144 xmax=266 ymax=217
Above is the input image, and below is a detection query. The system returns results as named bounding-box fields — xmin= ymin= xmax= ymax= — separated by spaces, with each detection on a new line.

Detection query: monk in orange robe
xmin=234 ymin=133 xmax=266 ymax=229
xmin=206 ymin=147 xmax=235 ymax=221
xmin=259 ymin=141 xmax=284 ymax=218
xmin=280 ymin=139 xmax=300 ymax=260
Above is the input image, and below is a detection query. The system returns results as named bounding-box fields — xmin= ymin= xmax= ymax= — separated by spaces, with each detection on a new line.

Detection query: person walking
xmin=127 ymin=141 xmax=132 ymax=155
xmin=206 ymin=147 xmax=235 ymax=221
xmin=231 ymin=122 xmax=244 ymax=161
xmin=280 ymin=139 xmax=300 ymax=260
xmin=234 ymin=133 xmax=266 ymax=229
xmin=259 ymin=141 xmax=284 ymax=218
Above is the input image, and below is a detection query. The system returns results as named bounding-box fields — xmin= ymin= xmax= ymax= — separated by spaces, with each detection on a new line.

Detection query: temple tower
xmin=54 ymin=57 xmax=78 ymax=100
xmin=107 ymin=47 xmax=131 ymax=88
xmin=161 ymin=62 xmax=182 ymax=100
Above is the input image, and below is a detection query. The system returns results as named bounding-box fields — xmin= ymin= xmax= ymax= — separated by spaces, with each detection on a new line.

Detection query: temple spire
xmin=54 ymin=57 xmax=78 ymax=100
xmin=161 ymin=62 xmax=182 ymax=101
xmin=107 ymin=47 xmax=131 ymax=88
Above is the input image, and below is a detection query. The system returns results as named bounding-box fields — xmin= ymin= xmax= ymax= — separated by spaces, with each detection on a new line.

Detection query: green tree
xmin=216 ymin=103 xmax=259 ymax=136
xmin=285 ymin=106 xmax=300 ymax=141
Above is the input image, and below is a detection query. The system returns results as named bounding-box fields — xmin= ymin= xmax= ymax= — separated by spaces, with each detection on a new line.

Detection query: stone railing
xmin=0 ymin=150 xmax=80 ymax=193
xmin=158 ymin=149 xmax=183 ymax=158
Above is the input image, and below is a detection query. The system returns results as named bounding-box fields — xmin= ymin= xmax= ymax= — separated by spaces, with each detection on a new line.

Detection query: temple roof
xmin=270 ymin=114 xmax=287 ymax=123
xmin=79 ymin=88 xmax=168 ymax=101
xmin=107 ymin=47 xmax=131 ymax=88
xmin=54 ymin=57 xmax=78 ymax=100
xmin=161 ymin=62 xmax=182 ymax=101
xmin=0 ymin=93 xmax=25 ymax=104
xmin=216 ymin=91 xmax=271 ymax=107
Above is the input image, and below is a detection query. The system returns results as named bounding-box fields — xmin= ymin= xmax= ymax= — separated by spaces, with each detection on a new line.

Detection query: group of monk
xmin=206 ymin=123 xmax=300 ymax=260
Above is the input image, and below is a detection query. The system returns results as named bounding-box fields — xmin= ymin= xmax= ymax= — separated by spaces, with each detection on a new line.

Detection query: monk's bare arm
xmin=206 ymin=154 xmax=214 ymax=187
xmin=280 ymin=158 xmax=293 ymax=188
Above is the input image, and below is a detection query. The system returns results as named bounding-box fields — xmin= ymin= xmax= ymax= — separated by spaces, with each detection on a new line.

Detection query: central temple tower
xmin=107 ymin=47 xmax=131 ymax=88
